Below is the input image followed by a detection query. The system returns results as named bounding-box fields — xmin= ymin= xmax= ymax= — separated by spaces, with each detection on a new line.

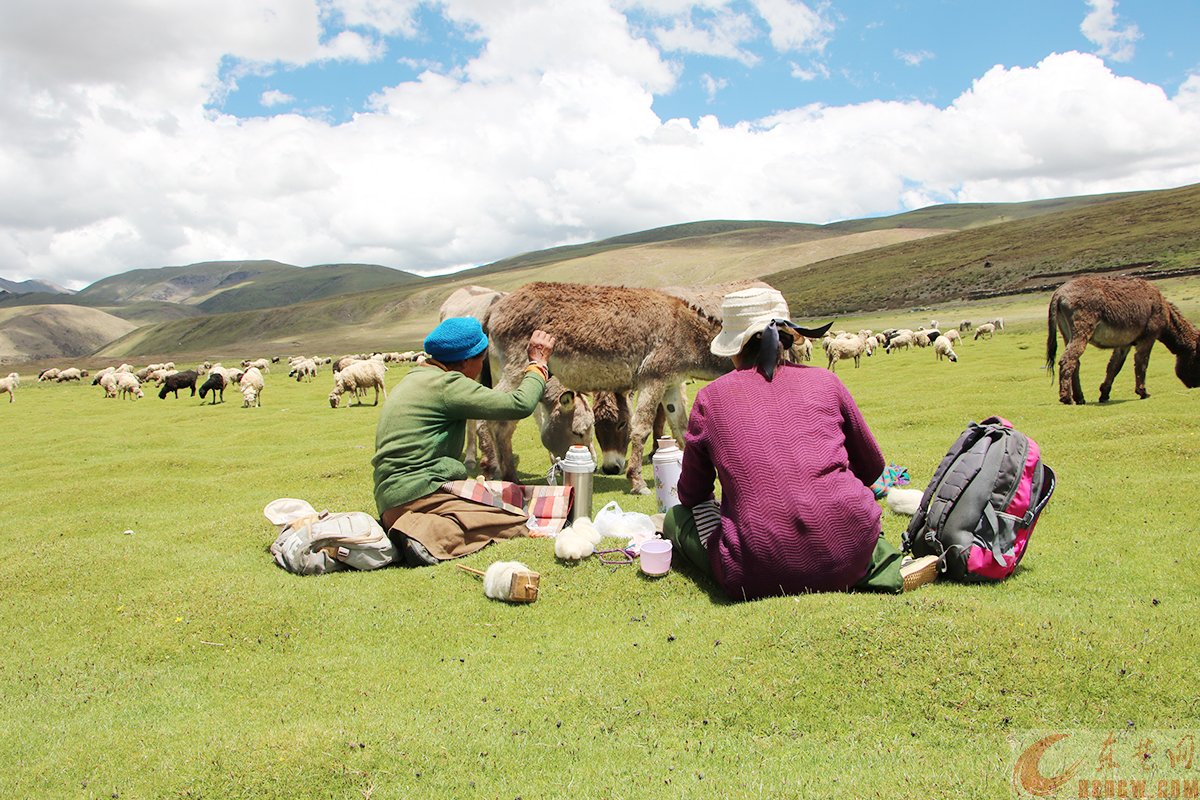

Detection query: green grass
xmin=4 ymin=292 xmax=1200 ymax=798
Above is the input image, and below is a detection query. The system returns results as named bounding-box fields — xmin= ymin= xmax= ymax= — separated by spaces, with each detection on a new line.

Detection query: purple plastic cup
xmin=639 ymin=538 xmax=673 ymax=576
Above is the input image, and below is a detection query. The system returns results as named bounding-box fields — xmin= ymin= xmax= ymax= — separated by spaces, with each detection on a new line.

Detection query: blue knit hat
xmin=424 ymin=317 xmax=489 ymax=362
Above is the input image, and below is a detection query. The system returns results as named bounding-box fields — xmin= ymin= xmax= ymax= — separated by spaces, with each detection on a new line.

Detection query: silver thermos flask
xmin=559 ymin=445 xmax=596 ymax=522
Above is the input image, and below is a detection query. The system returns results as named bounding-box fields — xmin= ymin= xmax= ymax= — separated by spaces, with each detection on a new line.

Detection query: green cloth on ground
xmin=663 ymin=504 xmax=713 ymax=579
xmin=663 ymin=504 xmax=903 ymax=593
xmin=851 ymin=534 xmax=904 ymax=594
xmin=372 ymin=365 xmax=545 ymax=516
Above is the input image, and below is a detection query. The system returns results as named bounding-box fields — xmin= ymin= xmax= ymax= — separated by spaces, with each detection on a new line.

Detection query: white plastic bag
xmin=592 ymin=500 xmax=656 ymax=550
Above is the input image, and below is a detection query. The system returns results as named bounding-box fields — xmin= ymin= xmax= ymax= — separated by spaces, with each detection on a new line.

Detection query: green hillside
xmin=767 ymin=182 xmax=1200 ymax=315
xmin=194 ymin=262 xmax=422 ymax=313
xmin=77 ymin=260 xmax=421 ymax=313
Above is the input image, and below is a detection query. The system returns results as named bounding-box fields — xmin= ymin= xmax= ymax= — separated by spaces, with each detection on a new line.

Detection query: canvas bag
xmin=265 ymin=498 xmax=399 ymax=575
xmin=901 ymin=417 xmax=1056 ymax=582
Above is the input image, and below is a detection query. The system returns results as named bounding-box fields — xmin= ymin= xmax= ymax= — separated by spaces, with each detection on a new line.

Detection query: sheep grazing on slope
xmin=959 ymin=320 xmax=973 ymax=331
xmin=37 ymin=368 xmax=60 ymax=382
xmin=974 ymin=322 xmax=996 ymax=340
xmin=92 ymin=366 xmax=116 ymax=386
xmin=158 ymin=370 xmax=199 ymax=399
xmin=933 ymin=335 xmax=959 ymax=362
xmin=332 ymin=355 xmax=361 ymax=373
xmin=885 ymin=333 xmax=914 ymax=353
xmin=0 ymin=372 xmax=19 ymax=403
xmin=329 ymin=359 xmax=387 ymax=408
xmin=98 ymin=372 xmax=120 ymax=398
xmin=826 ymin=335 xmax=868 ymax=371
xmin=55 ymin=368 xmax=87 ymax=381
xmin=943 ymin=329 xmax=962 ymax=344
xmin=114 ymin=372 xmax=144 ymax=399
xmin=198 ymin=369 xmax=228 ymax=404
xmin=241 ymin=358 xmax=270 ymax=372
xmin=290 ymin=358 xmax=318 ymax=382
xmin=240 ymin=367 xmax=265 ymax=408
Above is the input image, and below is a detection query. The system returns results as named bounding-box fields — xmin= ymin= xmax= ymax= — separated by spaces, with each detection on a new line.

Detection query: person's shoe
xmin=901 ymin=555 xmax=939 ymax=591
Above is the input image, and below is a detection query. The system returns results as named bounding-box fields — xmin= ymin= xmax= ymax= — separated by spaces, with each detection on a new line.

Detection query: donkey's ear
xmin=558 ymin=390 xmax=575 ymax=413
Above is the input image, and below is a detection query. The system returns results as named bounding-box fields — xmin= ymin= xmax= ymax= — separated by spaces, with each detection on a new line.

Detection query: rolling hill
xmin=17 ymin=182 xmax=1200 ymax=362
xmin=0 ymin=305 xmax=137 ymax=362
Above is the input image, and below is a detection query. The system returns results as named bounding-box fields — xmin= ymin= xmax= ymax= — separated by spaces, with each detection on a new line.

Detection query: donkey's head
xmin=591 ymin=390 xmax=631 ymax=475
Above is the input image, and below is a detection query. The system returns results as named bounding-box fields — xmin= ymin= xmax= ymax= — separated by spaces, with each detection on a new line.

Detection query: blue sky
xmin=2 ymin=0 xmax=1200 ymax=287
xmin=215 ymin=2 xmax=1199 ymax=126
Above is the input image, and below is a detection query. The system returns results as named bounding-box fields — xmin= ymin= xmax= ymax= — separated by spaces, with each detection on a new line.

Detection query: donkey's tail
xmin=1045 ymin=295 xmax=1060 ymax=375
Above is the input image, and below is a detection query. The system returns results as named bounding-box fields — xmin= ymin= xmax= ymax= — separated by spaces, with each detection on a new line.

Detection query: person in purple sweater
xmin=662 ymin=287 xmax=936 ymax=601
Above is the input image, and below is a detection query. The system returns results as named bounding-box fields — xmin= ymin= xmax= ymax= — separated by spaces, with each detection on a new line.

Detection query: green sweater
xmin=372 ymin=365 xmax=546 ymax=516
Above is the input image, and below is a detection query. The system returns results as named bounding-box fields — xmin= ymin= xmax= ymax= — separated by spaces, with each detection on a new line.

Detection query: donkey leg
xmin=626 ymin=382 xmax=668 ymax=494
xmin=1098 ymin=347 xmax=1129 ymax=403
xmin=1132 ymin=337 xmax=1156 ymax=399
xmin=464 ymin=419 xmax=480 ymax=471
xmin=487 ymin=419 xmax=521 ymax=482
xmin=1057 ymin=316 xmax=1094 ymax=404
xmin=660 ymin=382 xmax=689 ymax=448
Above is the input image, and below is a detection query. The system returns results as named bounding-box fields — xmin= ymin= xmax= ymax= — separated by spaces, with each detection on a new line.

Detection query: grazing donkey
xmin=485 ymin=282 xmax=731 ymax=493
xmin=1046 ymin=275 xmax=1200 ymax=404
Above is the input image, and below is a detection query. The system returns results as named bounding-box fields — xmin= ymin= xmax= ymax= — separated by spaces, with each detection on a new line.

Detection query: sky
xmin=2 ymin=0 xmax=1200 ymax=289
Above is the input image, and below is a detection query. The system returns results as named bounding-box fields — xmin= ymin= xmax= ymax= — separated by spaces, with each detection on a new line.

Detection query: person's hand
xmin=527 ymin=329 xmax=555 ymax=366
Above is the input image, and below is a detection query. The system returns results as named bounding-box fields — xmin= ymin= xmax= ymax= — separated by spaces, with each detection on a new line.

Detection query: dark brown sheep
xmin=1046 ymin=276 xmax=1200 ymax=404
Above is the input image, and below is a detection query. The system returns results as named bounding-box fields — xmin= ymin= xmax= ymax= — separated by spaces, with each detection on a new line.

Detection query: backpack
xmin=901 ymin=417 xmax=1056 ymax=582
xmin=265 ymin=498 xmax=399 ymax=575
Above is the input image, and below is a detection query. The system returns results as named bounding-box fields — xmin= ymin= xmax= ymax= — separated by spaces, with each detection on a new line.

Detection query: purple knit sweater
xmin=677 ymin=363 xmax=885 ymax=600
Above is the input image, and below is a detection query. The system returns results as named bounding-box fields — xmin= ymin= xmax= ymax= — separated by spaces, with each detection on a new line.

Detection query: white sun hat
xmin=709 ymin=287 xmax=792 ymax=357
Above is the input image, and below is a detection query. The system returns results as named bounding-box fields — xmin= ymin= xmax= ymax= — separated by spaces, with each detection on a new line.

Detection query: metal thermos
xmin=560 ymin=445 xmax=596 ymax=522
xmin=652 ymin=437 xmax=684 ymax=513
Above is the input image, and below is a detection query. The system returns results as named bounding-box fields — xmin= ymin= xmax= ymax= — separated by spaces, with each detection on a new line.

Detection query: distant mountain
xmin=77 ymin=260 xmax=422 ymax=313
xmin=0 ymin=304 xmax=137 ymax=361
xmin=0 ymin=276 xmax=74 ymax=295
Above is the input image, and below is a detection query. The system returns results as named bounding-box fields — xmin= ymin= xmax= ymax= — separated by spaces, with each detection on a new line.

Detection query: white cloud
xmin=895 ymin=49 xmax=934 ymax=67
xmin=261 ymin=89 xmax=296 ymax=107
xmin=749 ymin=0 xmax=832 ymax=53
xmin=1080 ymin=0 xmax=1141 ymax=63
xmin=790 ymin=60 xmax=829 ymax=81
xmin=700 ymin=73 xmax=728 ymax=102
xmin=1 ymin=0 xmax=1199 ymax=290
xmin=651 ymin=8 xmax=761 ymax=65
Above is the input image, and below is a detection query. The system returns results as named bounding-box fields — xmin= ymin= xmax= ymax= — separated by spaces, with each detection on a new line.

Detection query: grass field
xmin=4 ymin=287 xmax=1200 ymax=799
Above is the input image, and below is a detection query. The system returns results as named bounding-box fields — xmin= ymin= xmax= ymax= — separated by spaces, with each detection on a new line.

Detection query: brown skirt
xmin=381 ymin=489 xmax=530 ymax=561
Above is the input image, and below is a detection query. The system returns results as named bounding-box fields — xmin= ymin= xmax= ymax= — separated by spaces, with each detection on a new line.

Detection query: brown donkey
xmin=1046 ymin=275 xmax=1200 ymax=404
xmin=485 ymin=282 xmax=731 ymax=493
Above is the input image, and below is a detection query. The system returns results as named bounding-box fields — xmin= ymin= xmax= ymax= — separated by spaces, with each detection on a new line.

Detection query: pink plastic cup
xmin=639 ymin=538 xmax=673 ymax=576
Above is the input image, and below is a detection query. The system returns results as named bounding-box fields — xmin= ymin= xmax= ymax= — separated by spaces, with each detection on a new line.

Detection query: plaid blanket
xmin=441 ymin=479 xmax=573 ymax=535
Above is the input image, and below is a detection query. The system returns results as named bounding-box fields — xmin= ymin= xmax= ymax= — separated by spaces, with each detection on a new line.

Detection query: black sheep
xmin=158 ymin=370 xmax=199 ymax=400
xmin=198 ymin=372 xmax=227 ymax=404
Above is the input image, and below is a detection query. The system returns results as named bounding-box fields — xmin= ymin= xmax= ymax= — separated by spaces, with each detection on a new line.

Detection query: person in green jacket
xmin=373 ymin=316 xmax=555 ymax=565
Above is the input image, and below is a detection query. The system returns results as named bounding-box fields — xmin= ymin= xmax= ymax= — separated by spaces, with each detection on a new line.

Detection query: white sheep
xmin=241 ymin=358 xmax=270 ymax=372
xmin=974 ymin=323 xmax=996 ymax=340
xmin=115 ymin=363 xmax=135 ymax=374
xmin=885 ymin=333 xmax=914 ymax=353
xmin=240 ymin=367 xmax=265 ymax=408
xmin=98 ymin=372 xmax=120 ymax=398
xmin=290 ymin=358 xmax=318 ymax=382
xmin=55 ymin=368 xmax=86 ymax=381
xmin=329 ymin=359 xmax=387 ymax=408
xmin=826 ymin=335 xmax=867 ymax=371
xmin=990 ymin=317 xmax=1005 ymax=331
xmin=0 ymin=372 xmax=18 ymax=403
xmin=37 ymin=368 xmax=60 ymax=382
xmin=791 ymin=337 xmax=813 ymax=363
xmin=933 ymin=335 xmax=958 ymax=362
xmin=114 ymin=372 xmax=144 ymax=399
xmin=944 ymin=329 xmax=961 ymax=344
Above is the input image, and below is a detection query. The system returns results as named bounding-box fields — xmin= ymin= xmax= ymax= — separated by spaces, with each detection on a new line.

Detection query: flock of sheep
xmin=817 ymin=318 xmax=1004 ymax=372
xmin=10 ymin=351 xmax=426 ymax=408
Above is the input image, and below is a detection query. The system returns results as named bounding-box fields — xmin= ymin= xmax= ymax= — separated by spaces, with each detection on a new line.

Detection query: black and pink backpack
xmin=902 ymin=417 xmax=1056 ymax=582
